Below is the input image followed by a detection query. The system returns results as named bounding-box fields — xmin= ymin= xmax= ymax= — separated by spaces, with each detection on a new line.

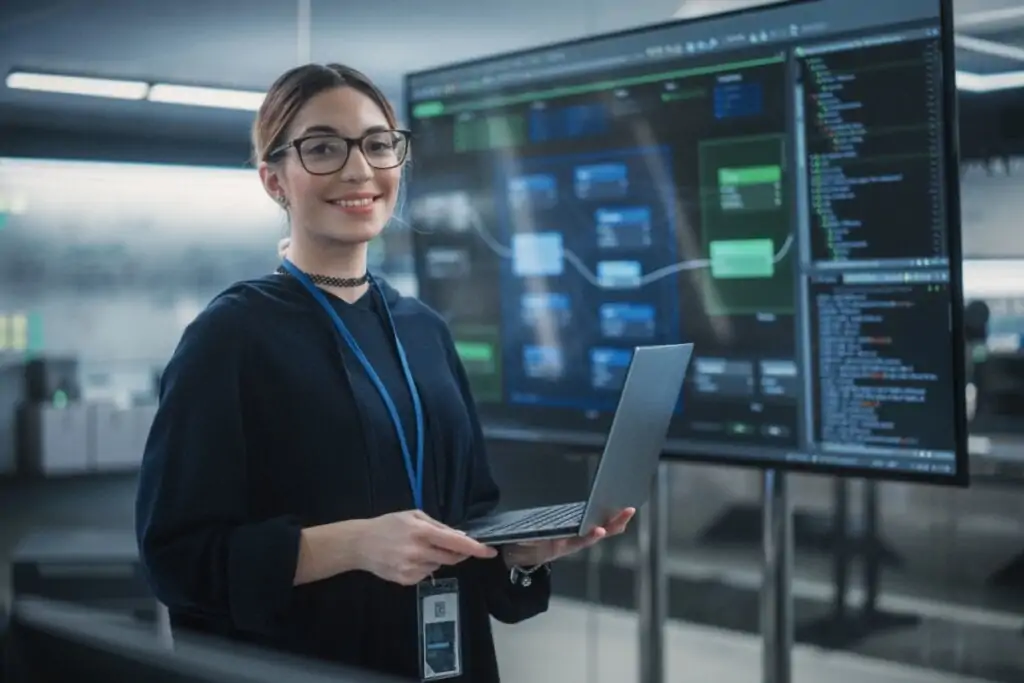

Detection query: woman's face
xmin=262 ymin=86 xmax=403 ymax=247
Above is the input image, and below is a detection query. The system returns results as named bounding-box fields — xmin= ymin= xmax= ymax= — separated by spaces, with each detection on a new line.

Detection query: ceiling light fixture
xmin=7 ymin=63 xmax=1024 ymax=116
xmin=5 ymin=71 xmax=148 ymax=100
xmin=955 ymin=34 xmax=1024 ymax=63
xmin=5 ymin=70 xmax=264 ymax=110
xmin=956 ymin=69 xmax=1024 ymax=93
xmin=147 ymin=84 xmax=264 ymax=111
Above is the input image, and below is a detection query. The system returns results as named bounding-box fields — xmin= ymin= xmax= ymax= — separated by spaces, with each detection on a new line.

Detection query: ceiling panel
xmin=954 ymin=0 xmax=1024 ymax=31
xmin=1 ymin=0 xmax=301 ymax=88
xmin=308 ymin=0 xmax=687 ymax=94
xmin=965 ymin=26 xmax=1024 ymax=47
xmin=954 ymin=0 xmax=1024 ymax=82
xmin=1 ymin=0 xmax=686 ymax=91
xmin=0 ymin=0 xmax=685 ymax=142
xmin=1 ymin=0 xmax=1022 ymax=151
xmin=956 ymin=48 xmax=1024 ymax=74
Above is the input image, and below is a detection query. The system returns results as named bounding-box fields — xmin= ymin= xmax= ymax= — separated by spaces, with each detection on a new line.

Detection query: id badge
xmin=417 ymin=577 xmax=461 ymax=681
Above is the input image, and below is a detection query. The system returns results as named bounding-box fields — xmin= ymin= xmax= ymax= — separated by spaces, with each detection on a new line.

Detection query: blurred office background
xmin=2 ymin=0 xmax=1024 ymax=682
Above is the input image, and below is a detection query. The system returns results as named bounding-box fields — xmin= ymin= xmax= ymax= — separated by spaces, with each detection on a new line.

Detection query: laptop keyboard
xmin=474 ymin=501 xmax=586 ymax=538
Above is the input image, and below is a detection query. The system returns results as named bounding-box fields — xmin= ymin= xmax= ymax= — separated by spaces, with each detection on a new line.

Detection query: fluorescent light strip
xmin=5 ymin=70 xmax=264 ymax=110
xmin=6 ymin=66 xmax=1024 ymax=113
xmin=147 ymin=83 xmax=264 ymax=111
xmin=957 ymin=69 xmax=1024 ymax=93
xmin=5 ymin=71 xmax=148 ymax=100
xmin=955 ymin=34 xmax=1024 ymax=63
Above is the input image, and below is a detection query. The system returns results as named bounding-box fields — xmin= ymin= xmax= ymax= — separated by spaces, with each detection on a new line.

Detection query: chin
xmin=320 ymin=222 xmax=385 ymax=245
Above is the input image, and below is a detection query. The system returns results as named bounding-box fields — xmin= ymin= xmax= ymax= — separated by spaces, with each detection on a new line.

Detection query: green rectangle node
xmin=717 ymin=165 xmax=781 ymax=186
xmin=710 ymin=239 xmax=775 ymax=279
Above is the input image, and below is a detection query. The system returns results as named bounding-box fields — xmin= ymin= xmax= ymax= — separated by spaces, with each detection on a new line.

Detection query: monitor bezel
xmin=404 ymin=0 xmax=970 ymax=488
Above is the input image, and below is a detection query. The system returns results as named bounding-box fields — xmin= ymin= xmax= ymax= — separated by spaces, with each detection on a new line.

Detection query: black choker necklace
xmin=277 ymin=265 xmax=370 ymax=288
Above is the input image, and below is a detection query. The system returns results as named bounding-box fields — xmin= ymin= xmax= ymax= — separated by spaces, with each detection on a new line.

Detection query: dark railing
xmin=3 ymin=597 xmax=409 ymax=683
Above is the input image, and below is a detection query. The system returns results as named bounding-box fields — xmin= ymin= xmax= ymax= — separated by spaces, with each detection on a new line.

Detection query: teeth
xmin=332 ymin=198 xmax=374 ymax=207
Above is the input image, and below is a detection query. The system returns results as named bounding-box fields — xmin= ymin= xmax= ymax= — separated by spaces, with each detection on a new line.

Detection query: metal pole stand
xmin=761 ymin=469 xmax=793 ymax=683
xmin=796 ymin=479 xmax=919 ymax=648
xmin=637 ymin=462 xmax=669 ymax=683
xmin=858 ymin=481 xmax=919 ymax=635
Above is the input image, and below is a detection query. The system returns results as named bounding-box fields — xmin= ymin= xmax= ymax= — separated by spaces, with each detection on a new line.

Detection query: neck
xmin=285 ymin=232 xmax=370 ymax=303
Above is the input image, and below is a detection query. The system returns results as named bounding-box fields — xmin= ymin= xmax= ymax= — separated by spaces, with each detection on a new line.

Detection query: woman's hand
xmin=355 ymin=510 xmax=497 ymax=586
xmin=502 ymin=508 xmax=635 ymax=567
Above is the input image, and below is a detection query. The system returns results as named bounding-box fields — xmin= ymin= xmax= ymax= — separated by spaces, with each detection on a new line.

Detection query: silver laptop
xmin=459 ymin=343 xmax=694 ymax=545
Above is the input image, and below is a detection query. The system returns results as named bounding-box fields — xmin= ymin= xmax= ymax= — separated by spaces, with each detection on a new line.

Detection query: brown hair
xmin=251 ymin=63 xmax=398 ymax=166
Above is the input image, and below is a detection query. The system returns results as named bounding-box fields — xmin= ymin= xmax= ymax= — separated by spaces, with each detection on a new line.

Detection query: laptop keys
xmin=476 ymin=501 xmax=585 ymax=537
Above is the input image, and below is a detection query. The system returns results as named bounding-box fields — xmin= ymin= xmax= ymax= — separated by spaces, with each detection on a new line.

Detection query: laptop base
xmin=459 ymin=501 xmax=587 ymax=545
xmin=471 ymin=527 xmax=580 ymax=546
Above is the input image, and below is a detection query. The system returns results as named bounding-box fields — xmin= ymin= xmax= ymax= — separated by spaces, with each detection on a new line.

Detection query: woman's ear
xmin=258 ymin=162 xmax=286 ymax=205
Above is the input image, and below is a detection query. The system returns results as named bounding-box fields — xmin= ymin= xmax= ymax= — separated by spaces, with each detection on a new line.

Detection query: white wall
xmin=960 ymin=159 xmax=1024 ymax=259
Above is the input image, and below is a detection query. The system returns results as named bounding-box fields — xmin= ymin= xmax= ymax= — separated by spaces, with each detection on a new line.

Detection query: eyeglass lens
xmin=298 ymin=131 xmax=408 ymax=173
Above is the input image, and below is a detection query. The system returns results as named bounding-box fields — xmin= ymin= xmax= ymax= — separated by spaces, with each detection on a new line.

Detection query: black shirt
xmin=135 ymin=273 xmax=550 ymax=681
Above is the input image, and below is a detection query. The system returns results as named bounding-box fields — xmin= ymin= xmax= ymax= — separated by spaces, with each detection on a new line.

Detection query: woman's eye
xmin=304 ymin=140 xmax=342 ymax=156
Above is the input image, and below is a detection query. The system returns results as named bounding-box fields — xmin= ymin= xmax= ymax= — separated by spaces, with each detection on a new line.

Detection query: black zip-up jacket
xmin=135 ymin=272 xmax=550 ymax=681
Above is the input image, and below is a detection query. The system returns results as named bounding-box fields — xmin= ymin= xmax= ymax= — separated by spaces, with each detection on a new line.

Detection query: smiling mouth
xmin=328 ymin=196 xmax=379 ymax=208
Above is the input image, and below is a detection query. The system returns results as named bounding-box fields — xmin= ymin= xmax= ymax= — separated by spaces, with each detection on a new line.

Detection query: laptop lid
xmin=579 ymin=343 xmax=694 ymax=533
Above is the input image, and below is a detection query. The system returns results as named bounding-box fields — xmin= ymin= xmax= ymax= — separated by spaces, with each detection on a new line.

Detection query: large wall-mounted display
xmin=405 ymin=0 xmax=968 ymax=484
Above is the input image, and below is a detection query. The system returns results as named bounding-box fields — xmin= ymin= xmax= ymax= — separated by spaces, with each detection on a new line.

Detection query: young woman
xmin=135 ymin=63 xmax=633 ymax=682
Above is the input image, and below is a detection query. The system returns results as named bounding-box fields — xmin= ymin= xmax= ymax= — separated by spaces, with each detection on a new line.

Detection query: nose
xmin=339 ymin=144 xmax=374 ymax=183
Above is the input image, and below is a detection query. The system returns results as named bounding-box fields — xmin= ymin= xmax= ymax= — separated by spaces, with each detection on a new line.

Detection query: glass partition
xmin=0 ymin=157 xmax=415 ymax=401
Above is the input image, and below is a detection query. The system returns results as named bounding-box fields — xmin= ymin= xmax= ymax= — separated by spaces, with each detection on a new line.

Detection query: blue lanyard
xmin=281 ymin=259 xmax=425 ymax=511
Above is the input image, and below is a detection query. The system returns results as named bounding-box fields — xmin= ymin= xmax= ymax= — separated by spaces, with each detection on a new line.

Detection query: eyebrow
xmin=298 ymin=124 xmax=390 ymax=137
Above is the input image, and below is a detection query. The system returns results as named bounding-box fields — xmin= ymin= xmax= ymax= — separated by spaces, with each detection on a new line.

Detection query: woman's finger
xmin=563 ymin=528 xmax=606 ymax=554
xmin=607 ymin=518 xmax=630 ymax=535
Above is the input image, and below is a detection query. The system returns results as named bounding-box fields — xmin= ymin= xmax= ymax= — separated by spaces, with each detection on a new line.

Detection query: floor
xmin=549 ymin=551 xmax=1024 ymax=682
xmin=0 ymin=474 xmax=1018 ymax=682
xmin=493 ymin=598 xmax=997 ymax=683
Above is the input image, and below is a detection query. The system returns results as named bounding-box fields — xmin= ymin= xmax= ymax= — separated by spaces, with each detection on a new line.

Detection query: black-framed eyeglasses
xmin=266 ymin=129 xmax=411 ymax=175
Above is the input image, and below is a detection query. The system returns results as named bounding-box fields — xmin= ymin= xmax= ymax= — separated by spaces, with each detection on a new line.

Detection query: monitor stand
xmin=762 ymin=470 xmax=794 ymax=683
xmin=635 ymin=465 xmax=796 ymax=683
xmin=637 ymin=462 xmax=668 ymax=683
xmin=794 ymin=480 xmax=919 ymax=648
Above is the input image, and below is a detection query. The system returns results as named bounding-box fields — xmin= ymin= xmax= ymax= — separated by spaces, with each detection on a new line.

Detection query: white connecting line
xmin=463 ymin=206 xmax=795 ymax=289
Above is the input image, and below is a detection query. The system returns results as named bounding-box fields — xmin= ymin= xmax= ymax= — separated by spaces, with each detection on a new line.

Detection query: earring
xmin=277 ymin=195 xmax=287 ymax=206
